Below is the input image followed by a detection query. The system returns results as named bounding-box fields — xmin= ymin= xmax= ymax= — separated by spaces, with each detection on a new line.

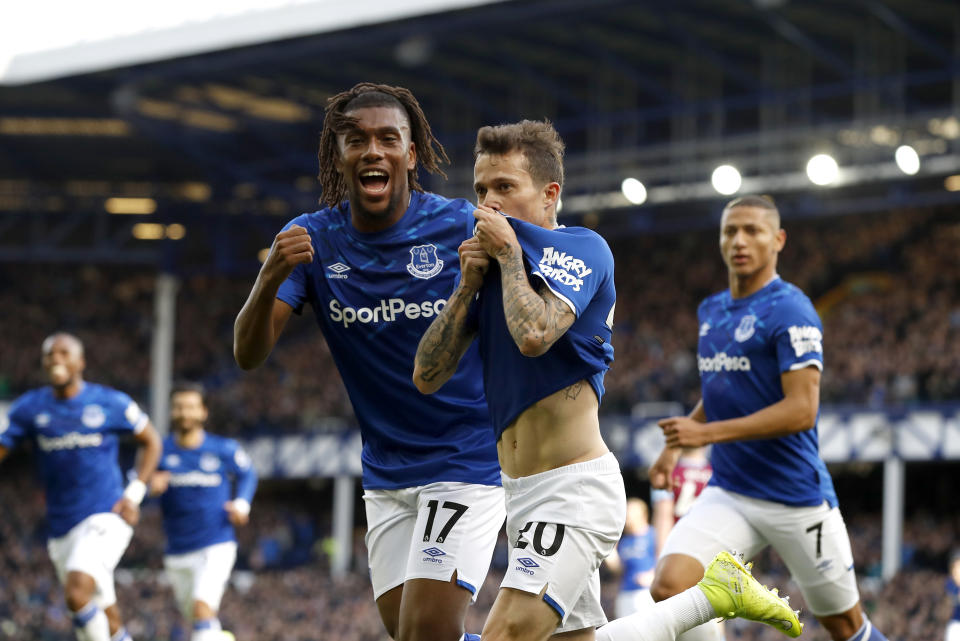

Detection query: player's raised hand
xmin=458 ymin=237 xmax=490 ymax=290
xmin=473 ymin=206 xmax=519 ymax=260
xmin=112 ymin=497 xmax=141 ymax=526
xmin=262 ymin=224 xmax=314 ymax=283
xmin=658 ymin=415 xmax=712 ymax=449
xmin=649 ymin=447 xmax=682 ymax=490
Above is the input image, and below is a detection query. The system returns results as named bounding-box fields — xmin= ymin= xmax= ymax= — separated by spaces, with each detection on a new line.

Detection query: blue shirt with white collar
xmin=697 ymin=276 xmax=837 ymax=507
xmin=2 ymin=383 xmax=148 ymax=537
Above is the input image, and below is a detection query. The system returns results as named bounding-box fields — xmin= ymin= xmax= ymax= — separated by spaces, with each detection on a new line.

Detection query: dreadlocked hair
xmin=317 ymin=82 xmax=450 ymax=208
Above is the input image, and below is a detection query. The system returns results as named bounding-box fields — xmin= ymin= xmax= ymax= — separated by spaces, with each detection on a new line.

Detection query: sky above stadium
xmin=0 ymin=0 xmax=501 ymax=85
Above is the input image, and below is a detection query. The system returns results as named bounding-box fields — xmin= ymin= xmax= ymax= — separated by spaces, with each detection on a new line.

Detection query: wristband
xmin=123 ymin=479 xmax=147 ymax=505
xmin=231 ymin=498 xmax=251 ymax=516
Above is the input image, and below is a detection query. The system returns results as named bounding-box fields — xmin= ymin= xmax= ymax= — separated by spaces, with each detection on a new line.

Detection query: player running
xmin=0 ymin=333 xmax=161 ymax=641
xmin=645 ymin=195 xmax=887 ymax=641
xmin=150 ymin=383 xmax=257 ymax=641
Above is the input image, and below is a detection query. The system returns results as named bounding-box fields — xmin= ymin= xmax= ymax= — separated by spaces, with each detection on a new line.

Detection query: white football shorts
xmin=164 ymin=541 xmax=238 ymax=619
xmin=47 ymin=512 xmax=133 ymax=609
xmin=363 ymin=481 xmax=505 ymax=602
xmin=661 ymin=485 xmax=860 ymax=616
xmin=946 ymin=620 xmax=960 ymax=641
xmin=501 ymin=453 xmax=626 ymax=634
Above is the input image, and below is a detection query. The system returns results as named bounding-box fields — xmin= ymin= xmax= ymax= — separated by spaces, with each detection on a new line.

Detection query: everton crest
xmin=734 ymin=314 xmax=757 ymax=342
xmin=81 ymin=404 xmax=106 ymax=428
xmin=407 ymin=244 xmax=444 ymax=280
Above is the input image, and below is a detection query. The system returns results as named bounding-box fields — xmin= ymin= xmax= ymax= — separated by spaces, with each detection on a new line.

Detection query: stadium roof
xmin=1 ymin=0 xmax=958 ymax=266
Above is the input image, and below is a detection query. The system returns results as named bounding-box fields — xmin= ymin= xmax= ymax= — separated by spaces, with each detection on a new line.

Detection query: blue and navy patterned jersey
xmin=470 ymin=217 xmax=615 ymax=435
xmin=158 ymin=433 xmax=257 ymax=555
xmin=697 ymin=276 xmax=837 ymax=507
xmin=276 ymin=190 xmax=499 ymax=489
xmin=617 ymin=530 xmax=657 ymax=592
xmin=1 ymin=383 xmax=148 ymax=537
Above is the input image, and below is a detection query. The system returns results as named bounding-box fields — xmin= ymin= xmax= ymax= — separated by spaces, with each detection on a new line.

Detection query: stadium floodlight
xmin=166 ymin=224 xmax=186 ymax=240
xmin=132 ymin=223 xmax=165 ymax=240
xmin=621 ymin=177 xmax=647 ymax=205
xmin=894 ymin=145 xmax=920 ymax=175
xmin=711 ymin=165 xmax=741 ymax=195
xmin=806 ymin=154 xmax=839 ymax=186
xmin=105 ymin=197 xmax=156 ymax=214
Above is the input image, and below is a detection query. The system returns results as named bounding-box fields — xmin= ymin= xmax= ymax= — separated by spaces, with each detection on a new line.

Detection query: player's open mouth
xmin=359 ymin=169 xmax=389 ymax=194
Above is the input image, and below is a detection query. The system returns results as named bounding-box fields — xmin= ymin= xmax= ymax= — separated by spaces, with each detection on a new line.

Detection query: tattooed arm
xmin=496 ymin=247 xmax=576 ymax=357
xmin=471 ymin=206 xmax=576 ymax=357
xmin=413 ymin=237 xmax=486 ymax=394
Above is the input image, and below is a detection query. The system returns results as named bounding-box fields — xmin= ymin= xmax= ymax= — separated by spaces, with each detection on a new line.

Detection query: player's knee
xmin=650 ymin=571 xmax=690 ymax=602
xmin=381 ymin=618 xmax=399 ymax=640
xmin=63 ymin=575 xmax=95 ymax=612
xmin=398 ymin=613 xmax=463 ymax=641
xmin=650 ymin=556 xmax=703 ymax=602
xmin=482 ymin=612 xmax=542 ymax=641
xmin=103 ymin=605 xmax=123 ymax=635
xmin=482 ymin=620 xmax=525 ymax=641
xmin=192 ymin=600 xmax=216 ymax=622
xmin=817 ymin=606 xmax=866 ymax=641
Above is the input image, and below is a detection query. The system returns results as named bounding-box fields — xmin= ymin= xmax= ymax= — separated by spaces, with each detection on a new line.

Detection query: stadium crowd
xmin=1 ymin=206 xmax=957 ymax=436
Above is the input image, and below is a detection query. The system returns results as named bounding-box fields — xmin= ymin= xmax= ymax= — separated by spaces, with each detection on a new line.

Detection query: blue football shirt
xmin=697 ymin=276 xmax=837 ymax=507
xmin=617 ymin=530 xmax=657 ymax=591
xmin=2 ymin=382 xmax=148 ymax=537
xmin=947 ymin=576 xmax=960 ymax=622
xmin=276 ymin=190 xmax=500 ymax=489
xmin=158 ymin=433 xmax=258 ymax=555
xmin=470 ymin=217 xmax=616 ymax=436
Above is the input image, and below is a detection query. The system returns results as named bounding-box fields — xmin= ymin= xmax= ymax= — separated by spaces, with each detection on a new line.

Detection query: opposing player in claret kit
xmin=639 ymin=195 xmax=887 ymax=641
xmin=651 ymin=447 xmax=712 ymax=555
xmin=414 ymin=121 xmax=800 ymax=641
xmin=150 ymin=382 xmax=257 ymax=641
xmin=0 ymin=333 xmax=161 ymax=641
xmin=234 ymin=82 xmax=503 ymax=641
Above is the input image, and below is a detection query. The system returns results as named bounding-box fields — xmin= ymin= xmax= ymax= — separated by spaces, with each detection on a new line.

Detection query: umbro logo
xmin=422 ymin=547 xmax=446 ymax=557
xmin=517 ymin=557 xmax=539 ymax=568
xmin=326 ymin=263 xmax=350 ymax=279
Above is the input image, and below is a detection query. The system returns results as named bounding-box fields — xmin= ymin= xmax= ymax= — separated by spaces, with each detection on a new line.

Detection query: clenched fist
xmin=458 ymin=236 xmax=491 ymax=291
xmin=262 ymin=225 xmax=315 ymax=284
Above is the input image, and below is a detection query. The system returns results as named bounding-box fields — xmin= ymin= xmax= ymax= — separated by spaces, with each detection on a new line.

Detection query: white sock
xmin=676 ymin=619 xmax=725 ymax=641
xmin=191 ymin=618 xmax=223 ymax=641
xmin=110 ymin=627 xmax=133 ymax=641
xmin=72 ymin=603 xmax=110 ymax=641
xmin=596 ymin=586 xmax=716 ymax=641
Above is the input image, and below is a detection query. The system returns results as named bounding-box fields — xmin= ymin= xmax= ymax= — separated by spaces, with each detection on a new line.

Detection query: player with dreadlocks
xmin=235 ymin=83 xmax=503 ymax=641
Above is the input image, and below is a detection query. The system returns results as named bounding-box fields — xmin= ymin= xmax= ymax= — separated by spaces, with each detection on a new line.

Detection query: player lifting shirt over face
xmin=415 ymin=122 xmax=801 ymax=641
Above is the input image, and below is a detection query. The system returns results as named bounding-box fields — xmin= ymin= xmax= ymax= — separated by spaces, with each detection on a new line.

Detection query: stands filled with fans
xmin=1 ymin=206 xmax=957 ymax=434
